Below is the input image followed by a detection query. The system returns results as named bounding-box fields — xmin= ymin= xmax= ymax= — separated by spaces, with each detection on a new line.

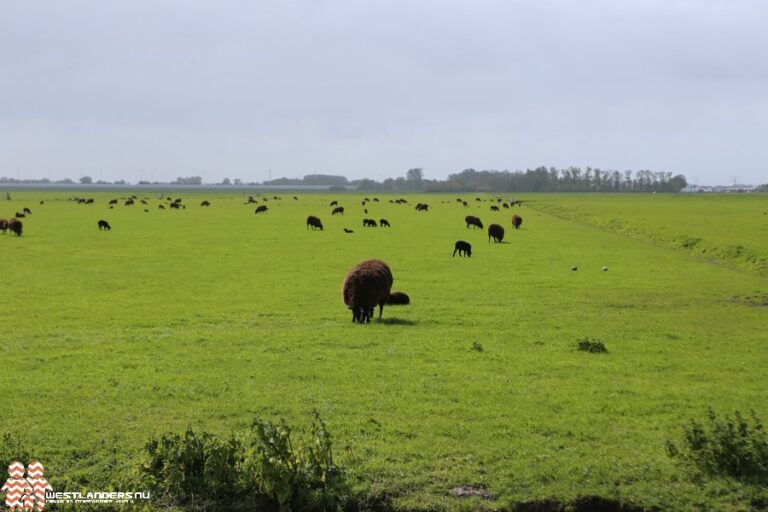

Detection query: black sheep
xmin=306 ymin=215 xmax=323 ymax=230
xmin=98 ymin=220 xmax=112 ymax=231
xmin=465 ymin=216 xmax=483 ymax=229
xmin=488 ymin=224 xmax=505 ymax=243
xmin=332 ymin=206 xmax=344 ymax=215
xmin=453 ymin=240 xmax=472 ymax=257
xmin=512 ymin=215 xmax=523 ymax=229
xmin=8 ymin=219 xmax=22 ymax=236
xmin=255 ymin=205 xmax=268 ymax=214
xmin=342 ymin=259 xmax=393 ymax=323
xmin=379 ymin=219 xmax=391 ymax=227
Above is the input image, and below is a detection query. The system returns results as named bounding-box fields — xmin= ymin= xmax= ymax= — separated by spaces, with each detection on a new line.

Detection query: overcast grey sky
xmin=1 ymin=0 xmax=766 ymax=185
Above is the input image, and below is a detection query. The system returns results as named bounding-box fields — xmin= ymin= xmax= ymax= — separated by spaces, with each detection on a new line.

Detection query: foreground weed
xmin=140 ymin=412 xmax=350 ymax=511
xmin=666 ymin=408 xmax=768 ymax=482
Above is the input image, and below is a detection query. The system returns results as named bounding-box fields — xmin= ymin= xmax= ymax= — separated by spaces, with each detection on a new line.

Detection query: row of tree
xmin=1 ymin=167 xmax=692 ymax=192
xmin=353 ymin=167 xmax=688 ymax=192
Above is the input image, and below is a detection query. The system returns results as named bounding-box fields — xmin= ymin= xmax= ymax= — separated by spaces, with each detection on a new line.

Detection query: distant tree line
xmin=355 ymin=167 xmax=687 ymax=193
xmin=1 ymin=166 xmax=690 ymax=192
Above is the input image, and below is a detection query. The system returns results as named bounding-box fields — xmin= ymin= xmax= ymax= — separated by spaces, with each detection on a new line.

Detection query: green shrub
xmin=140 ymin=412 xmax=350 ymax=511
xmin=576 ymin=337 xmax=607 ymax=353
xmin=666 ymin=408 xmax=768 ymax=482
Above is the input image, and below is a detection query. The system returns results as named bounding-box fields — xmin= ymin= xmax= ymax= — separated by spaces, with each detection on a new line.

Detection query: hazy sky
xmin=1 ymin=0 xmax=766 ymax=185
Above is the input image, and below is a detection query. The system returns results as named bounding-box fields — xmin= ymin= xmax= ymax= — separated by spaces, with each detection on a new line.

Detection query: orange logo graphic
xmin=1 ymin=462 xmax=52 ymax=511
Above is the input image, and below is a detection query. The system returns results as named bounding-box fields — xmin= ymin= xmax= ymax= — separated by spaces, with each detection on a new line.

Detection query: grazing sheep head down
xmin=342 ymin=259 xmax=393 ymax=324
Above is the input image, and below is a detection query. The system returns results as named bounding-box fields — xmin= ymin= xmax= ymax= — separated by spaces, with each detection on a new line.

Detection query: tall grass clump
xmin=139 ymin=412 xmax=350 ymax=511
xmin=666 ymin=408 xmax=768 ymax=483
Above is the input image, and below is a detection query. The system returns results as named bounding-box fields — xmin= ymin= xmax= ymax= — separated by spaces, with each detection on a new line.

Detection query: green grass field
xmin=1 ymin=191 xmax=767 ymax=511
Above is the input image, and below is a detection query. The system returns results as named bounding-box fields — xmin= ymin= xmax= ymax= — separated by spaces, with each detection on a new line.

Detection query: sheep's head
xmin=350 ymin=306 xmax=374 ymax=323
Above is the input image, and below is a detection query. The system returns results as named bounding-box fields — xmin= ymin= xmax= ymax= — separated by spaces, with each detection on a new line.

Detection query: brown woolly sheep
xmin=465 ymin=216 xmax=483 ymax=229
xmin=342 ymin=259 xmax=393 ymax=323
xmin=453 ymin=240 xmax=472 ymax=257
xmin=0 ymin=218 xmax=8 ymax=233
xmin=512 ymin=215 xmax=523 ymax=229
xmin=332 ymin=206 xmax=344 ymax=215
xmin=8 ymin=218 xmax=22 ymax=236
xmin=385 ymin=292 xmax=410 ymax=305
xmin=488 ymin=224 xmax=505 ymax=243
xmin=306 ymin=215 xmax=323 ymax=230
xmin=255 ymin=205 xmax=268 ymax=214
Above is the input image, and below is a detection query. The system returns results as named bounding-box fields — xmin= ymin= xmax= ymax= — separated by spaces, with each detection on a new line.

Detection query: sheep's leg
xmin=378 ymin=303 xmax=384 ymax=321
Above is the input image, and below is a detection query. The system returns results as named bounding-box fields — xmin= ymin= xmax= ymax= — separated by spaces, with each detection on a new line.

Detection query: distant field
xmin=1 ymin=191 xmax=766 ymax=511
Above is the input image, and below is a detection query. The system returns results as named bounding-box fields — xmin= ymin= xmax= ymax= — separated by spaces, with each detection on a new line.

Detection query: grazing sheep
xmin=373 ymin=198 xmax=379 ymax=202
xmin=8 ymin=218 xmax=22 ymax=236
xmin=342 ymin=259 xmax=393 ymax=323
xmin=125 ymin=199 xmax=134 ymax=206
xmin=502 ymin=203 xmax=509 ymax=209
xmin=98 ymin=220 xmax=111 ymax=231
xmin=363 ymin=218 xmax=378 ymax=227
xmin=330 ymin=200 xmax=338 ymax=206
xmin=39 ymin=201 xmax=44 ymax=205
xmin=22 ymin=208 xmax=31 ymax=215
xmin=248 ymin=196 xmax=258 ymax=203
xmin=293 ymin=196 xmax=299 ymax=200
xmin=415 ymin=203 xmax=429 ymax=211
xmin=0 ymin=218 xmax=7 ymax=233
xmin=140 ymin=200 xmax=147 ymax=205
xmin=255 ymin=205 xmax=268 ymax=214
xmin=490 ymin=206 xmax=500 ymax=211
xmin=386 ymin=292 xmax=410 ymax=305
xmin=170 ymin=202 xmax=181 ymax=209
xmin=158 ymin=205 xmax=165 ymax=210
xmin=14 ymin=212 xmax=26 ymax=218
xmin=109 ymin=199 xmax=118 ymax=205
xmin=306 ymin=215 xmax=324 ymax=230
xmin=488 ymin=224 xmax=505 ymax=243
xmin=86 ymin=198 xmax=94 ymax=204
xmin=465 ymin=215 xmax=483 ymax=229
xmin=343 ymin=228 xmax=354 ymax=233
xmin=174 ymin=198 xmax=182 ymax=204
xmin=200 ymin=200 xmax=211 ymax=207
xmin=453 ymin=240 xmax=472 ymax=257
xmin=332 ymin=206 xmax=344 ymax=215
xmin=379 ymin=219 xmax=391 ymax=227
xmin=512 ymin=215 xmax=523 ymax=229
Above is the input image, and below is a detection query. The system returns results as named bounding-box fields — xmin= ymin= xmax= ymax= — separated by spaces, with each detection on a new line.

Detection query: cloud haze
xmin=1 ymin=0 xmax=766 ymax=185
